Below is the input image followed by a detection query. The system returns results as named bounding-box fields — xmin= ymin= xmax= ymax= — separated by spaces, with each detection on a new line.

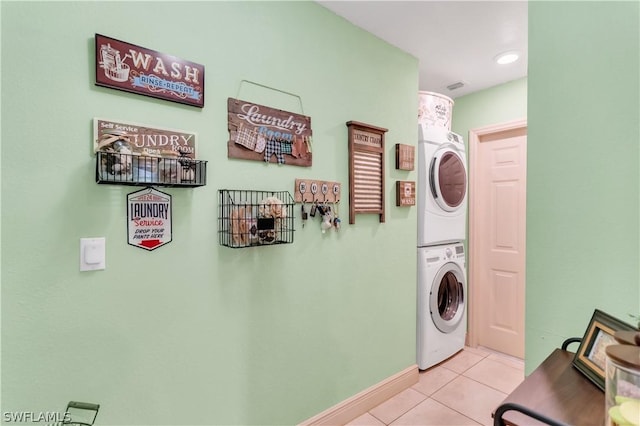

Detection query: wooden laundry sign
xmin=347 ymin=121 xmax=387 ymax=224
xmin=227 ymin=98 xmax=312 ymax=167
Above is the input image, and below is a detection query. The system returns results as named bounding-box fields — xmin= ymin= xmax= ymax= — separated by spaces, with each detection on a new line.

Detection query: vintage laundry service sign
xmin=95 ymin=34 xmax=204 ymax=107
xmin=227 ymin=98 xmax=313 ymax=167
xmin=127 ymin=187 xmax=172 ymax=251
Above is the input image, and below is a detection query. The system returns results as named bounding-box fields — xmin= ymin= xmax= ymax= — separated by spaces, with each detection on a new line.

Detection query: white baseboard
xmin=299 ymin=364 xmax=419 ymax=426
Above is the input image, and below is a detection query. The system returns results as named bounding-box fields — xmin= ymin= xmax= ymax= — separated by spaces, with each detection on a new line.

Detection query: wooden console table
xmin=493 ymin=348 xmax=604 ymax=426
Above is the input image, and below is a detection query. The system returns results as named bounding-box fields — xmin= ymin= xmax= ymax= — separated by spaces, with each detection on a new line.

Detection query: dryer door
xmin=430 ymin=262 xmax=465 ymax=333
xmin=429 ymin=148 xmax=467 ymax=212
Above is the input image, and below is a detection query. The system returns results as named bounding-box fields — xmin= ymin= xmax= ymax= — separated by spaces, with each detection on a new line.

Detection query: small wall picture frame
xmin=395 ymin=144 xmax=415 ymax=171
xmin=396 ymin=181 xmax=415 ymax=207
xmin=572 ymin=309 xmax=638 ymax=390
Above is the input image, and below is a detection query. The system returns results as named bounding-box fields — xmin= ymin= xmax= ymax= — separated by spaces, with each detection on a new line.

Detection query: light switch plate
xmin=80 ymin=238 xmax=106 ymax=271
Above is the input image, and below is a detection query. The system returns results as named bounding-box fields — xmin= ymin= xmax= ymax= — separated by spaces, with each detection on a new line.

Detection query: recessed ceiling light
xmin=495 ymin=51 xmax=519 ymax=65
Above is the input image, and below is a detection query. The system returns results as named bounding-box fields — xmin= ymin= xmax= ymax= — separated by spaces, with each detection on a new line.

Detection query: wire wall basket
xmin=96 ymin=151 xmax=207 ymax=187
xmin=219 ymin=189 xmax=295 ymax=248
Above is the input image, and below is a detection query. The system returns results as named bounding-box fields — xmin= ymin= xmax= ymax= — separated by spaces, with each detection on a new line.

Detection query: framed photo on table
xmin=572 ymin=309 xmax=638 ymax=390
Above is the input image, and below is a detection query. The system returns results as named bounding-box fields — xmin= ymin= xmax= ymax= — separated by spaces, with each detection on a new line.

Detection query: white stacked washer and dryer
xmin=416 ymin=92 xmax=469 ymax=370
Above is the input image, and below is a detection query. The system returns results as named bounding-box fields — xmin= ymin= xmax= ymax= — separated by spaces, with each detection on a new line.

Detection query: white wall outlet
xmin=80 ymin=237 xmax=106 ymax=271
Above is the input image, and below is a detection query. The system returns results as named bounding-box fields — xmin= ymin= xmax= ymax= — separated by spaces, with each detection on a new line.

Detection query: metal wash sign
xmin=95 ymin=34 xmax=205 ymax=108
xmin=127 ymin=187 xmax=172 ymax=251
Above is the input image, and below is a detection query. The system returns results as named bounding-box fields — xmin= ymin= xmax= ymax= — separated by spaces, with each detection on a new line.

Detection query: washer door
xmin=430 ymin=262 xmax=465 ymax=333
xmin=429 ymin=148 xmax=467 ymax=212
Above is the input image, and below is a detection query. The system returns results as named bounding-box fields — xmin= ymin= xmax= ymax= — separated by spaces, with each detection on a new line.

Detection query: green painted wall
xmin=527 ymin=1 xmax=639 ymax=373
xmin=452 ymin=77 xmax=527 ymax=140
xmin=1 ymin=2 xmax=418 ymax=424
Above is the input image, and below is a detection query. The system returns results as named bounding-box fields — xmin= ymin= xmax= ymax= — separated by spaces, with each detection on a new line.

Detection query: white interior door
xmin=469 ymin=120 xmax=527 ymax=358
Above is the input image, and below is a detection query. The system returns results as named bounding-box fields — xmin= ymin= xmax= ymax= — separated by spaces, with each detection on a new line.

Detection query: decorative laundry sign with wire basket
xmin=93 ymin=118 xmax=205 ymax=187
xmin=227 ymin=98 xmax=313 ymax=167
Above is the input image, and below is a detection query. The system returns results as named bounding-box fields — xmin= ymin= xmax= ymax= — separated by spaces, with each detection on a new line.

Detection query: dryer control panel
xmin=447 ymin=132 xmax=463 ymax=145
xmin=418 ymin=125 xmax=465 ymax=149
xmin=423 ymin=244 xmax=465 ymax=265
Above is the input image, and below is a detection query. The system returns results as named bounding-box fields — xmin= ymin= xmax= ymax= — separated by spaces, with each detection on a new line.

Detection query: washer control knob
xmin=445 ymin=248 xmax=453 ymax=258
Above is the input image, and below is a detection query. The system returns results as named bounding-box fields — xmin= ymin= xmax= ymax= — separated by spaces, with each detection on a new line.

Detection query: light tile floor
xmin=346 ymin=346 xmax=524 ymax=426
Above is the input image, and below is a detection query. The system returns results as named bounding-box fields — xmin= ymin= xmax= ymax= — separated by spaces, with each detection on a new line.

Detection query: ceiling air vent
xmin=446 ymin=81 xmax=465 ymax=91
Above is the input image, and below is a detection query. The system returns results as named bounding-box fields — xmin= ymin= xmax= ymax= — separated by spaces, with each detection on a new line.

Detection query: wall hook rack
xmin=294 ymin=179 xmax=340 ymax=204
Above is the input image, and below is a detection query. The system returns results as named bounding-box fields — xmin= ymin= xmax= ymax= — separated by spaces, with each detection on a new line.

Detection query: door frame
xmin=467 ymin=118 xmax=527 ymax=349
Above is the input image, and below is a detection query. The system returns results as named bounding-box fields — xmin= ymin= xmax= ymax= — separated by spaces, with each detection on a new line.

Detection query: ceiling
xmin=316 ymin=1 xmax=528 ymax=99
